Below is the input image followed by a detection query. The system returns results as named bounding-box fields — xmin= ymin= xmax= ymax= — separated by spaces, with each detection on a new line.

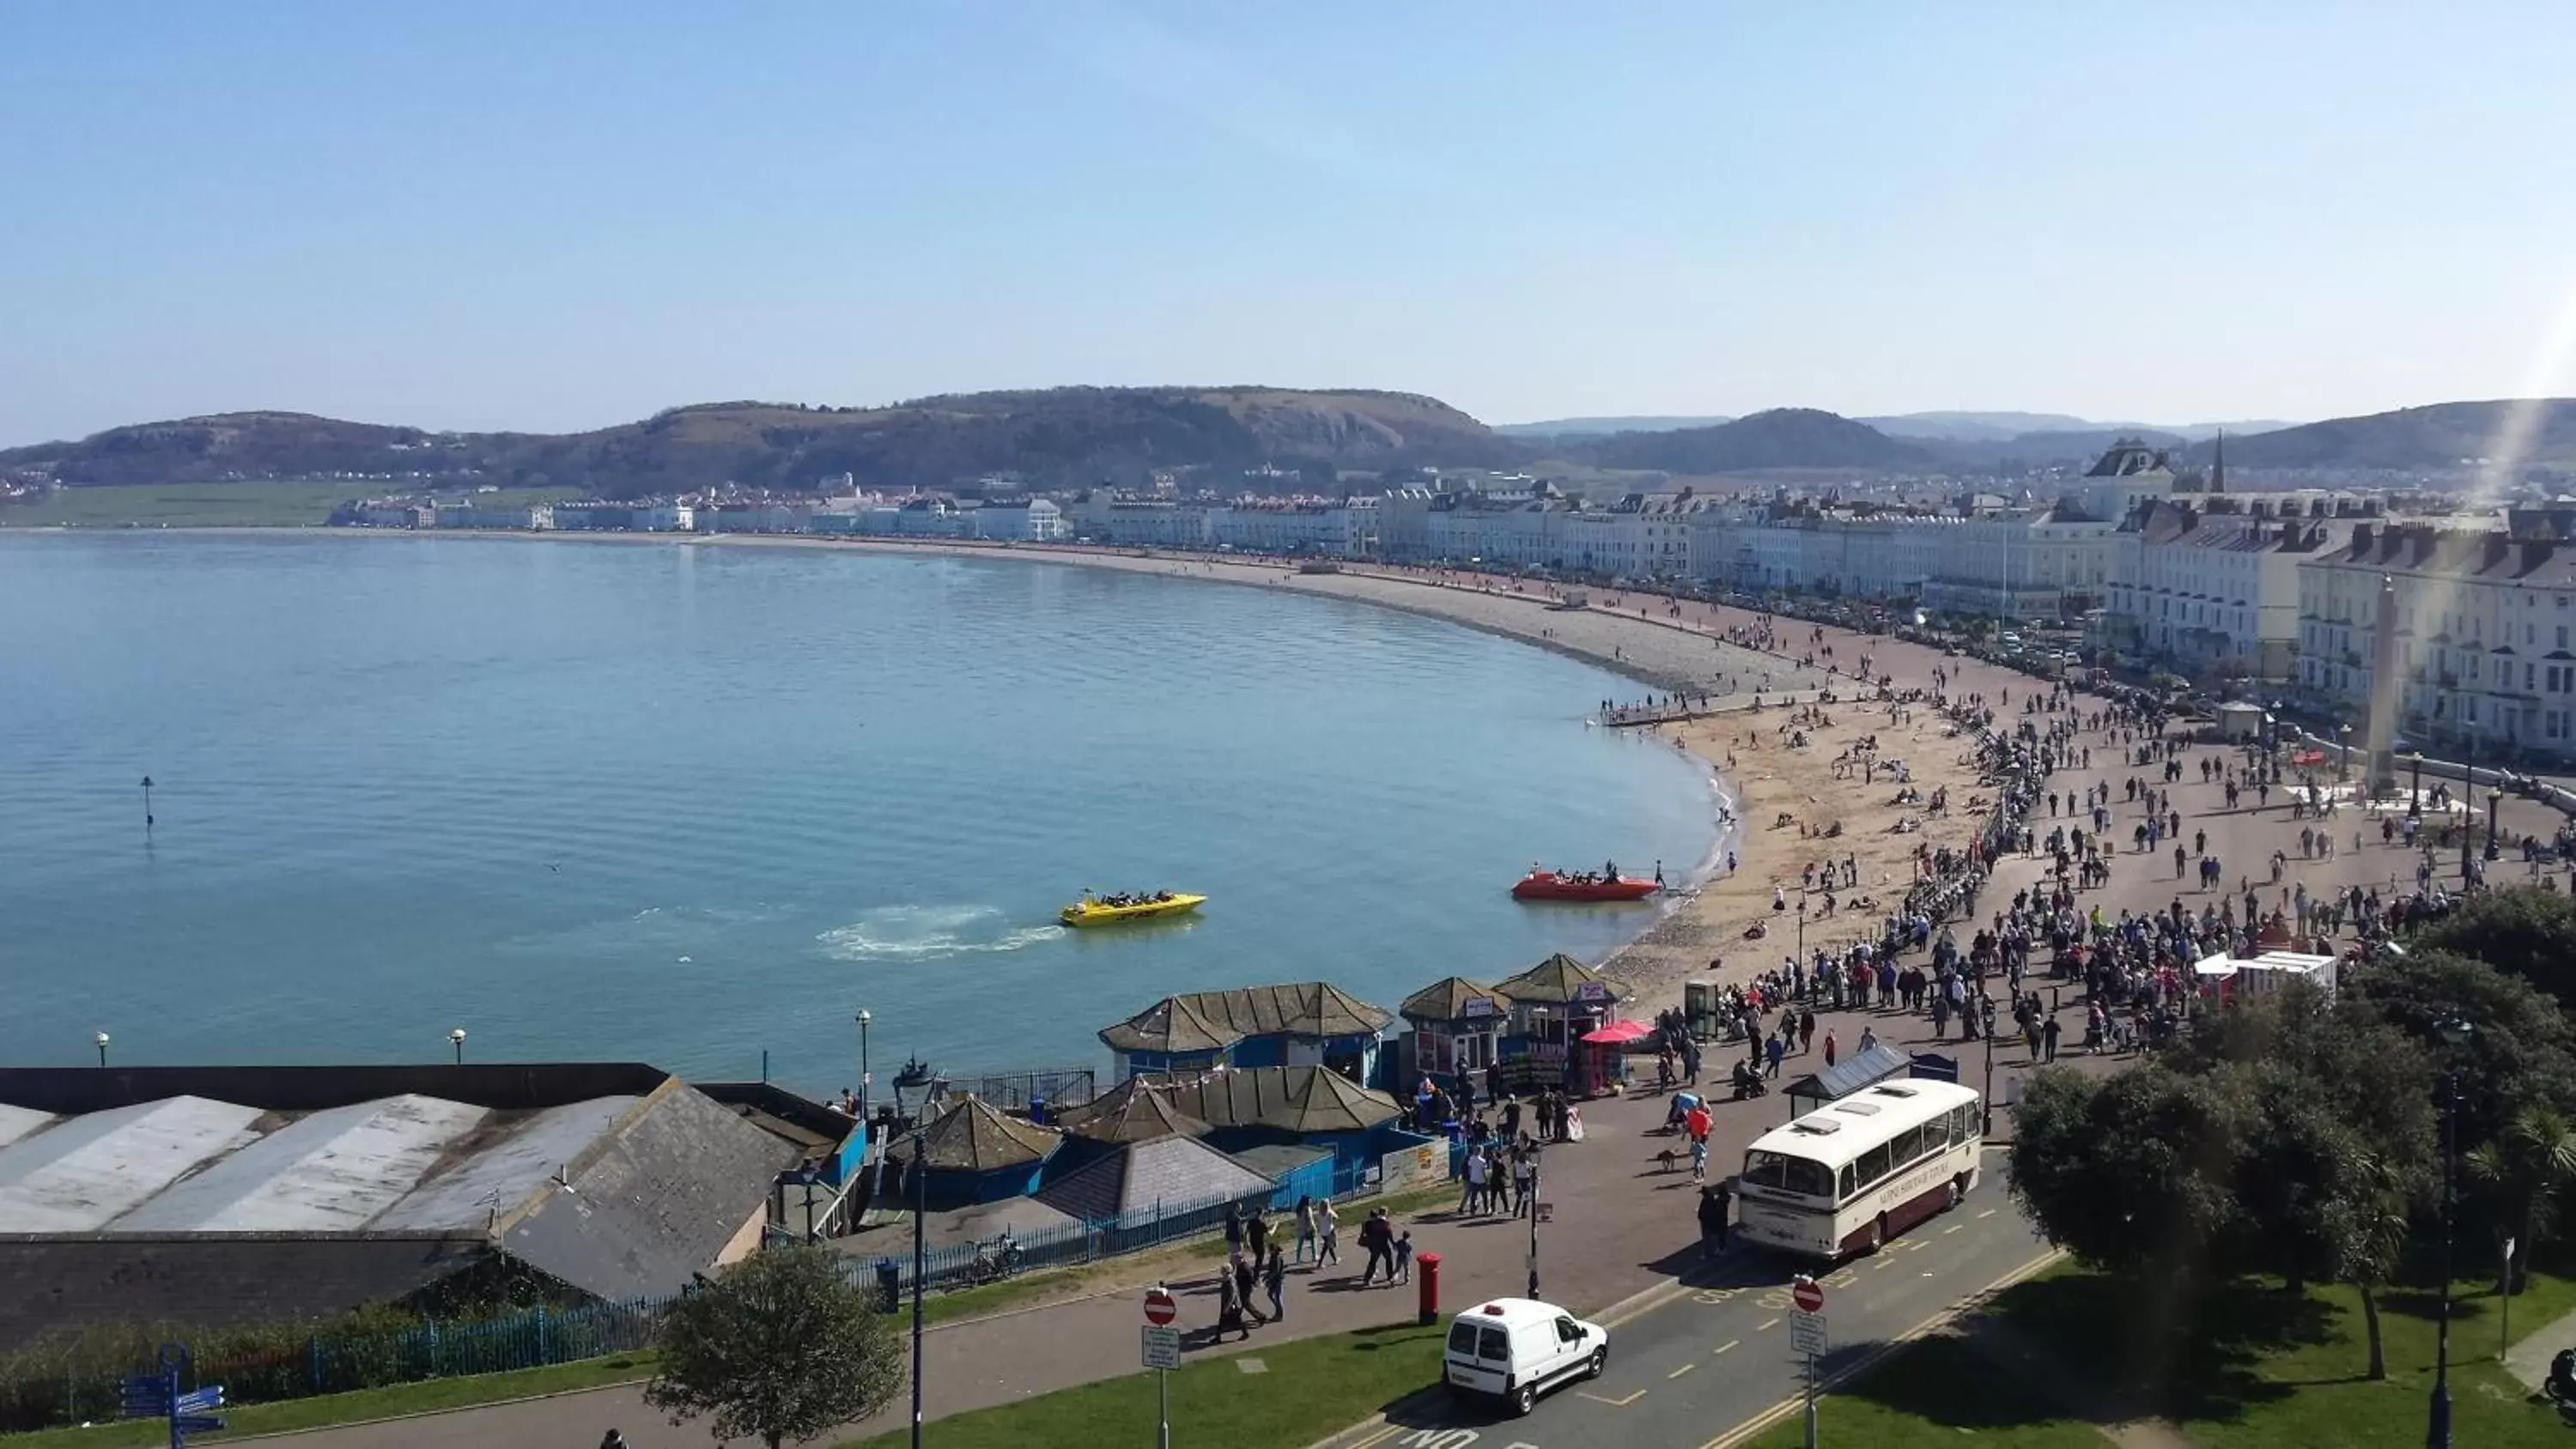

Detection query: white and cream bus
xmin=1732 ymin=1079 xmax=1984 ymax=1258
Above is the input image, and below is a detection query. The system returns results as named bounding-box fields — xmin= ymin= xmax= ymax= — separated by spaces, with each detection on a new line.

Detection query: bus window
xmin=1782 ymin=1156 xmax=1834 ymax=1197
xmin=1892 ymin=1125 xmax=1923 ymax=1163
xmin=1856 ymin=1143 xmax=1892 ymax=1187
xmin=1838 ymin=1163 xmax=1856 ymax=1198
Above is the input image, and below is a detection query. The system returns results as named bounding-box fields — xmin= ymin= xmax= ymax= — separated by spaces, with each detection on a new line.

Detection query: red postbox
xmin=1416 ymin=1250 xmax=1443 ymax=1325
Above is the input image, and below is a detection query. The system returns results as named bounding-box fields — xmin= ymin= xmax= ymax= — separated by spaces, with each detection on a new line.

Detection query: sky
xmin=6 ymin=2 xmax=2576 ymax=446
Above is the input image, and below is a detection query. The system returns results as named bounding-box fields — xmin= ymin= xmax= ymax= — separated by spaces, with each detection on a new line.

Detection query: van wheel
xmin=1512 ymin=1383 xmax=1538 ymax=1416
xmin=1587 ymin=1346 xmax=1608 ymax=1379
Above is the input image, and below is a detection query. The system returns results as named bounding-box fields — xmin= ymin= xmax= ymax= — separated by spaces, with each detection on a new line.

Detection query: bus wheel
xmin=1945 ymin=1175 xmax=1967 ymax=1210
xmin=1867 ymin=1216 xmax=1886 ymax=1254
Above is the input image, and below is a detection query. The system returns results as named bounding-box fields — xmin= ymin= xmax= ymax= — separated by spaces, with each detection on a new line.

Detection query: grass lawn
xmin=1989 ymin=1262 xmax=2576 ymax=1448
xmin=0 ymin=482 xmax=579 ymax=528
xmin=0 ymin=1353 xmax=655 ymax=1447
xmin=1744 ymin=1332 xmax=2107 ymax=1448
xmin=835 ymin=1323 xmax=1447 ymax=1449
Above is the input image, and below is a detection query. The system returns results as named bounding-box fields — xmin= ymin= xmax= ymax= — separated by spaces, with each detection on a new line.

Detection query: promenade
xmin=264 ymin=568 xmax=2573 ymax=1448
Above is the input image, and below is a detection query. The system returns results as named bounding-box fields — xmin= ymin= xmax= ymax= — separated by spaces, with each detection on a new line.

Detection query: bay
xmin=0 ymin=534 xmax=1717 ymax=1088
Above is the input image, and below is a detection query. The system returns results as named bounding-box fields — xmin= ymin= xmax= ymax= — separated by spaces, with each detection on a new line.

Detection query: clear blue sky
xmin=6 ymin=2 xmax=2575 ymax=445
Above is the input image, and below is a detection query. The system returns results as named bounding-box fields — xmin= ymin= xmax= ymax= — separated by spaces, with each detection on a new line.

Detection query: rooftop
xmin=1098 ymin=982 xmax=1394 ymax=1056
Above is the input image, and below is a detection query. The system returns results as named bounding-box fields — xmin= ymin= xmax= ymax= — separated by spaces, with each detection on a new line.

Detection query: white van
xmin=1442 ymin=1298 xmax=1609 ymax=1416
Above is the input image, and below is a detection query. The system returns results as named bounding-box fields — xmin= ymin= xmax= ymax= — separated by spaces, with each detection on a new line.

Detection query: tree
xmin=2408 ymin=887 xmax=2576 ymax=1010
xmin=2321 ymin=1147 xmax=2415 ymax=1380
xmin=2345 ymin=947 xmax=2576 ymax=1160
xmin=2465 ymin=1103 xmax=2576 ymax=1296
xmin=647 ymin=1246 xmax=904 ymax=1448
xmin=2010 ymin=1064 xmax=2249 ymax=1277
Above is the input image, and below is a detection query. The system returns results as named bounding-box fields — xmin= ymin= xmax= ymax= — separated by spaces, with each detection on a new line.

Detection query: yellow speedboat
xmin=1059 ymin=892 xmax=1206 ymax=927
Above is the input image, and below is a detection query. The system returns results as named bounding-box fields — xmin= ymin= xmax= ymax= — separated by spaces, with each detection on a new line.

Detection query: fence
xmin=0 ymin=1294 xmax=673 ymax=1434
xmin=870 ymin=1155 xmax=1382 ymax=1294
xmin=919 ymin=1066 xmax=1097 ymax=1115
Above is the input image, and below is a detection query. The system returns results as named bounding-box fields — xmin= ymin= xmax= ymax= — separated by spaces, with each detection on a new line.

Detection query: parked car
xmin=1443 ymin=1297 xmax=1609 ymax=1416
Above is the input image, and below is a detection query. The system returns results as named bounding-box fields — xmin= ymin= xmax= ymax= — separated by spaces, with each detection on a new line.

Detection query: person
xmin=1511 ymin=1145 xmax=1538 ymax=1216
xmin=1292 ymin=1195 xmax=1317 ymax=1264
xmin=601 ymin=1434 xmax=629 ymax=1449
xmin=2548 ymin=1345 xmax=2576 ymax=1406
xmin=1235 ymin=1250 xmax=1266 ymax=1325
xmin=1223 ymin=1200 xmax=1243 ymax=1258
xmin=1245 ymin=1205 xmax=1270 ymax=1264
xmin=1217 ymin=1264 xmax=1249 ymax=1340
xmin=1263 ymin=1243 xmax=1287 ymax=1322
xmin=1394 ymin=1228 xmax=1415 ymax=1284
xmin=1460 ymin=1145 xmax=1488 ymax=1215
xmin=1316 ymin=1197 xmax=1341 ymax=1269
xmin=1697 ymin=1183 xmax=1728 ymax=1259
xmin=1358 ymin=1208 xmax=1394 ymax=1285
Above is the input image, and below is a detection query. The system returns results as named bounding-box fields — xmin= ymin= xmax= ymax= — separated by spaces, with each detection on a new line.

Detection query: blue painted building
xmin=1097 ymin=982 xmax=1394 ymax=1082
xmin=905 ymin=1095 xmax=1061 ymax=1210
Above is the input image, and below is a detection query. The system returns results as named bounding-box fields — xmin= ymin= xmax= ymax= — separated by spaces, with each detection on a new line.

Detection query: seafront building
xmin=2295 ymin=509 xmax=2576 ymax=757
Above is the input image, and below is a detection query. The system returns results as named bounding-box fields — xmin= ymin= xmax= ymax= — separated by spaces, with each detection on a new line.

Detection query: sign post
xmin=2504 ymin=1236 xmax=2518 ymax=1360
xmin=1143 ymin=1286 xmax=1180 ymax=1449
xmin=1789 ymin=1276 xmax=1826 ymax=1449
xmin=120 ymin=1344 xmax=223 ymax=1449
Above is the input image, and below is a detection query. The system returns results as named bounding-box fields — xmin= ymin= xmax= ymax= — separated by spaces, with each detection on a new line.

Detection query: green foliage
xmin=2465 ymin=1103 xmax=2576 ymax=1294
xmin=2014 ymin=985 xmax=2435 ymax=1313
xmin=2345 ymin=945 xmax=2576 ymax=1149
xmin=647 ymin=1246 xmax=902 ymax=1449
xmin=2409 ymin=886 xmax=2576 ymax=1012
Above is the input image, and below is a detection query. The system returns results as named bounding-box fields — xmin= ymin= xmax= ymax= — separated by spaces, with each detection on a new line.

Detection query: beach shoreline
xmin=17 ymin=526 xmax=1993 ymax=1015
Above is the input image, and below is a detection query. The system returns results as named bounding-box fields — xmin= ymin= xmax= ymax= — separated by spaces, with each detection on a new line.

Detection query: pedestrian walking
xmin=1316 ymin=1198 xmax=1341 ymax=1269
xmin=1394 ymin=1229 xmax=1414 ymax=1284
xmin=1292 ymin=1195 xmax=1316 ymax=1264
xmin=1460 ymin=1146 xmax=1487 ymax=1216
xmin=1358 ymin=1208 xmax=1394 ymax=1285
xmin=1698 ymin=1183 xmax=1728 ymax=1259
xmin=1235 ymin=1251 xmax=1265 ymax=1325
xmin=1217 ymin=1265 xmax=1249 ymax=1340
xmin=1264 ymin=1244 xmax=1286 ymax=1322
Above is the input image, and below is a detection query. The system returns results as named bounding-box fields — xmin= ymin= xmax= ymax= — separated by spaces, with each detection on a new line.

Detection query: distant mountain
xmin=2176 ymin=400 xmax=2576 ymax=473
xmin=1864 ymin=411 xmax=2298 ymax=444
xmin=1571 ymin=409 xmax=1931 ymax=474
xmin=1495 ymin=415 xmax=1732 ymax=438
xmin=0 ymin=387 xmax=1524 ymax=497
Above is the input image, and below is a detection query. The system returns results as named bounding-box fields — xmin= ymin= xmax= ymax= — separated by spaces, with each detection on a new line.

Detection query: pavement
xmin=253 ymin=593 xmax=2576 ymax=1449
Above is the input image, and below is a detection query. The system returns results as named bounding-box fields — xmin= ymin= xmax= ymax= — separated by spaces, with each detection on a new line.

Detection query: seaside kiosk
xmin=1491 ymin=953 xmax=1630 ymax=1097
xmin=1398 ymin=976 xmax=1512 ymax=1098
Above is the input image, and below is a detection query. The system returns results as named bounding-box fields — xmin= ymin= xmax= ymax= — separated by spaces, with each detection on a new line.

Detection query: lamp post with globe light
xmin=94 ymin=1032 xmax=109 ymax=1068
xmin=449 ymin=1028 xmax=466 ymax=1065
xmin=2427 ymin=1013 xmax=2475 ymax=1449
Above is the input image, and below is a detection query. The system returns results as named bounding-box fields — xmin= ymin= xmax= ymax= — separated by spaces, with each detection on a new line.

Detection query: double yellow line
xmin=1694 ymin=1246 xmax=2066 ymax=1449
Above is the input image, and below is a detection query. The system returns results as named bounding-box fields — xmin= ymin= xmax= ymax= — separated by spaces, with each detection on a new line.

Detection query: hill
xmin=1494 ymin=415 xmax=1731 ymax=438
xmin=1570 ymin=409 xmax=1931 ymax=473
xmin=0 ymin=387 xmax=1524 ymax=497
xmin=2178 ymin=399 xmax=2576 ymax=472
xmin=1860 ymin=411 xmax=2100 ymax=442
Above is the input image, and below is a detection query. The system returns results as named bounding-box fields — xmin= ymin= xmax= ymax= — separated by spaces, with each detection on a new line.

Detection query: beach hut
xmin=1034 ymin=1135 xmax=1279 ymax=1248
xmin=1157 ymin=1064 xmax=1416 ymax=1187
xmin=1398 ymin=976 xmax=1512 ymax=1098
xmin=908 ymin=1094 xmax=1060 ymax=1209
xmin=1489 ymin=953 xmax=1631 ymax=1095
xmin=1054 ymin=1077 xmax=1214 ymax=1145
xmin=1097 ymin=982 xmax=1394 ymax=1082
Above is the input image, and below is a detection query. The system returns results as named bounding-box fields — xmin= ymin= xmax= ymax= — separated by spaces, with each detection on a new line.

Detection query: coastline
xmin=21 ymin=526 xmax=1996 ymax=1014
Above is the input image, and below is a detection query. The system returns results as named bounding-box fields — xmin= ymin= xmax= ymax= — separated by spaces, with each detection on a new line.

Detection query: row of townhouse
xmin=2298 ymin=511 xmax=2576 ymax=757
xmin=1375 ymin=486 xmax=1715 ymax=578
xmin=1067 ymin=491 xmax=1378 ymax=554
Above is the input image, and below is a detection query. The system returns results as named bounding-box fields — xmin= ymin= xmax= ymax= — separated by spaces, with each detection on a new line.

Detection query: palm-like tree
xmin=2326 ymin=1148 xmax=2416 ymax=1380
xmin=2465 ymin=1102 xmax=2576 ymax=1295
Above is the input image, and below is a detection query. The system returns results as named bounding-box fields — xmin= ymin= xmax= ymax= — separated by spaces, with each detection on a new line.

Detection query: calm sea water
xmin=0 ymin=534 xmax=1717 ymax=1088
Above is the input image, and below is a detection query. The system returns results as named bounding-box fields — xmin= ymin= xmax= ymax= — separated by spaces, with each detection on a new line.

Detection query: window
xmin=1856 ymin=1143 xmax=1893 ymax=1187
xmin=1557 ymin=1316 xmax=1583 ymax=1343
xmin=1742 ymin=1150 xmax=1835 ymax=1198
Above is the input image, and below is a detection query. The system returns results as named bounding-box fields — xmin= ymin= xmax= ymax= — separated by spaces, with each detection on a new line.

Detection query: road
xmin=1321 ymin=1146 xmax=2052 ymax=1449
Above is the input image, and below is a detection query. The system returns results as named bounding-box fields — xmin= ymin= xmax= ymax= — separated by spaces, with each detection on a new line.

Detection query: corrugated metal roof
xmin=373 ymin=1096 xmax=638 ymax=1231
xmin=116 ymin=1094 xmax=490 ymax=1234
xmin=0 ymin=1096 xmax=264 ymax=1232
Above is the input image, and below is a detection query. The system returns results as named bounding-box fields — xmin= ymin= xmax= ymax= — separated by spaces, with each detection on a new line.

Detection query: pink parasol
xmin=1580 ymin=1019 xmax=1656 ymax=1045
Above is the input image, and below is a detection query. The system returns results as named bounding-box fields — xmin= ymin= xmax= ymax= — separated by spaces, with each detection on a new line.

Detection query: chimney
xmin=2350 ymin=522 xmax=2373 ymax=555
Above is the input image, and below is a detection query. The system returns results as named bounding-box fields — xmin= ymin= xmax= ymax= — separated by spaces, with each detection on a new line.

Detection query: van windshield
xmin=1741 ymin=1149 xmax=1837 ymax=1199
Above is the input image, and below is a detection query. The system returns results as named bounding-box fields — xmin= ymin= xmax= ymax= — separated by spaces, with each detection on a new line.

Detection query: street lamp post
xmin=1981 ymin=1002 xmax=1997 ymax=1134
xmin=94 ymin=1032 xmax=110 ymax=1069
xmin=2487 ymin=791 xmax=2502 ymax=864
xmin=448 ymin=1028 xmax=466 ymax=1065
xmin=857 ymin=1009 xmax=873 ymax=1122
xmin=2427 ymin=1015 xmax=2474 ymax=1449
xmin=2461 ymin=730 xmax=2478 ymax=884
xmin=2338 ymin=724 xmax=2352 ymax=782
xmin=2410 ymin=752 xmax=2425 ymax=820
xmin=1527 ymin=1156 xmax=1543 ymax=1300
xmin=910 ymin=1126 xmax=927 ymax=1449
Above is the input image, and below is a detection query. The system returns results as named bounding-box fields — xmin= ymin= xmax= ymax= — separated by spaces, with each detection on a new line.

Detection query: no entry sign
xmin=1144 ymin=1287 xmax=1178 ymax=1325
xmin=1791 ymin=1278 xmax=1825 ymax=1313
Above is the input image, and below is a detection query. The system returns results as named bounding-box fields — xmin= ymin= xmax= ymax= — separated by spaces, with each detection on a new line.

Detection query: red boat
xmin=1511 ymin=867 xmax=1662 ymax=902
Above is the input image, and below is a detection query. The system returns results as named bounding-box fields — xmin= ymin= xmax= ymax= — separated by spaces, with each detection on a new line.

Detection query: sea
xmin=0 ymin=533 xmax=1721 ymax=1089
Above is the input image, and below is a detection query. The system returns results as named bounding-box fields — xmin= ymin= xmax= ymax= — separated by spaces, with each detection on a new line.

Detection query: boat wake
xmin=815 ymin=903 xmax=1060 ymax=962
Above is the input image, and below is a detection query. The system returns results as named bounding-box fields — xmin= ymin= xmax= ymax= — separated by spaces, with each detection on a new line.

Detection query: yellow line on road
xmin=1713 ymin=1338 xmax=1740 ymax=1355
xmin=1692 ymin=1246 xmax=2068 ymax=1449
xmin=1343 ymin=1428 xmax=1400 ymax=1449
xmin=1756 ymin=1316 xmax=1781 ymax=1331
xmin=1669 ymin=1361 xmax=1699 ymax=1379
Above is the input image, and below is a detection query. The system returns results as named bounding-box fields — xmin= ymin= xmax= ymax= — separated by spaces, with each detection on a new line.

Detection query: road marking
xmin=1977 ymin=1209 xmax=1998 ymax=1219
xmin=1346 ymin=1428 xmax=1401 ymax=1449
xmin=1577 ymin=1388 xmax=1647 ymax=1407
xmin=1942 ymin=1223 xmax=1965 ymax=1234
xmin=1756 ymin=1316 xmax=1781 ymax=1331
xmin=1713 ymin=1339 xmax=1740 ymax=1355
xmin=1692 ymin=1245 xmax=2069 ymax=1449
xmin=1669 ymin=1361 xmax=1699 ymax=1379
